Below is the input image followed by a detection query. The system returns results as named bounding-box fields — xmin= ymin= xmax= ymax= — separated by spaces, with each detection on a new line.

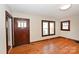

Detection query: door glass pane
xmin=17 ymin=21 xmax=27 ymax=28
xmin=18 ymin=21 xmax=21 ymax=27
xmin=21 ymin=22 xmax=24 ymax=28
xmin=23 ymin=21 xmax=27 ymax=27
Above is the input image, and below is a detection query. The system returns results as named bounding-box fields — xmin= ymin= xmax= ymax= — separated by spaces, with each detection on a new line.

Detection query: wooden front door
xmin=14 ymin=17 xmax=30 ymax=46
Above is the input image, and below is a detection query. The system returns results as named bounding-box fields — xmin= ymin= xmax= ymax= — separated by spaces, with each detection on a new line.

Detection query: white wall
xmin=60 ymin=15 xmax=79 ymax=41
xmin=12 ymin=12 xmax=60 ymax=42
xmin=0 ymin=5 xmax=7 ymax=54
xmin=0 ymin=5 xmax=12 ymax=54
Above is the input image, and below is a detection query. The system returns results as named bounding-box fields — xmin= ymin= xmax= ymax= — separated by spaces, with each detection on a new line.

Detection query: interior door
xmin=14 ymin=18 xmax=30 ymax=46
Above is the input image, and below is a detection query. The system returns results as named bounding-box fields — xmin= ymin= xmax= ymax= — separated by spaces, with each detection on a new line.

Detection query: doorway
xmin=5 ymin=11 xmax=13 ymax=54
xmin=14 ymin=17 xmax=30 ymax=46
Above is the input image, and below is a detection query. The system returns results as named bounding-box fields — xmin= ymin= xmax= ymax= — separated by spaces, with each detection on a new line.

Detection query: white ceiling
xmin=7 ymin=4 xmax=79 ymax=18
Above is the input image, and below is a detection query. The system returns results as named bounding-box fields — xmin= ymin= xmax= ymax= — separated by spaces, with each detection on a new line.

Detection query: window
xmin=42 ymin=20 xmax=55 ymax=37
xmin=42 ymin=21 xmax=49 ymax=35
xmin=49 ymin=22 xmax=55 ymax=35
xmin=61 ymin=20 xmax=70 ymax=31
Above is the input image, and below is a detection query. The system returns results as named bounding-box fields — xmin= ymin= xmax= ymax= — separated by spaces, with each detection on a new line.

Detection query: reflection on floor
xmin=9 ymin=37 xmax=79 ymax=54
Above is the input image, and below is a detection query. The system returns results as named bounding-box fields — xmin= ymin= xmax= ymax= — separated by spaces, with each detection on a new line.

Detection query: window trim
xmin=61 ymin=20 xmax=70 ymax=31
xmin=42 ymin=20 xmax=55 ymax=37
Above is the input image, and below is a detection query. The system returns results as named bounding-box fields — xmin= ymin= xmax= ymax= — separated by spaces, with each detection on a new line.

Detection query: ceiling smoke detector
xmin=60 ymin=4 xmax=71 ymax=10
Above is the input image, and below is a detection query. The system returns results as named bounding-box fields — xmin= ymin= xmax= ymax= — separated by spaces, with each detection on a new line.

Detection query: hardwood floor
xmin=9 ymin=37 xmax=79 ymax=54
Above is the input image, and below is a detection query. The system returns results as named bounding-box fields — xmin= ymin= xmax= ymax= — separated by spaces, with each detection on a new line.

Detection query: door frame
xmin=14 ymin=17 xmax=30 ymax=46
xmin=5 ymin=11 xmax=14 ymax=54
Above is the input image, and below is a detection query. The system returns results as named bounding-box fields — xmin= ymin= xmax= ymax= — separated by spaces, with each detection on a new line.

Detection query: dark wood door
xmin=14 ymin=17 xmax=30 ymax=46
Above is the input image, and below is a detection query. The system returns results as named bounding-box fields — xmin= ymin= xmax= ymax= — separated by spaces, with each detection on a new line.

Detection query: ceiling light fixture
xmin=60 ymin=4 xmax=71 ymax=10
